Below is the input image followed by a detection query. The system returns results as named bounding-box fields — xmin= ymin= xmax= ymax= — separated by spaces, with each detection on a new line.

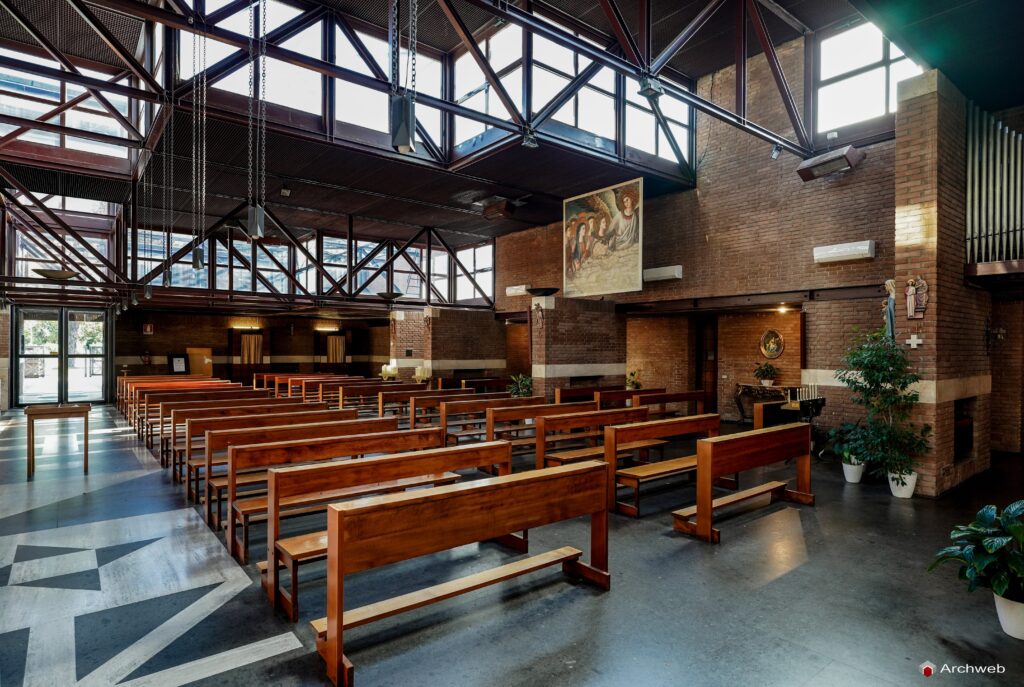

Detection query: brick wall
xmin=423 ymin=308 xmax=506 ymax=380
xmin=625 ymin=316 xmax=693 ymax=393
xmin=532 ymin=297 xmax=625 ymax=399
xmin=991 ymin=301 xmax=1023 ymax=452
xmin=505 ymin=322 xmax=530 ymax=375
xmin=717 ymin=310 xmax=802 ymax=422
xmin=390 ymin=311 xmax=426 ymax=380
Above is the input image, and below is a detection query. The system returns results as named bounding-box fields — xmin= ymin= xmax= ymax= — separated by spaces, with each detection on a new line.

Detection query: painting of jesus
xmin=563 ymin=178 xmax=643 ymax=298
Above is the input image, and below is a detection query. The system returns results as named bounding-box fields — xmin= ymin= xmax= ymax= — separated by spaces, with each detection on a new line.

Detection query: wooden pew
xmin=604 ymin=414 xmax=722 ymax=517
xmin=554 ymin=385 xmax=621 ymax=403
xmin=308 ymin=380 xmax=413 ymax=407
xmin=118 ymin=374 xmax=211 ymax=413
xmin=338 ymin=382 xmax=426 ymax=411
xmin=408 ymin=392 xmax=510 ymax=429
xmin=484 ymin=401 xmax=597 ymax=451
xmin=312 ymin=460 xmax=610 ymax=686
xmin=439 ymin=396 xmax=544 ymax=445
xmin=633 ymin=391 xmax=707 ymax=419
xmin=226 ymin=427 xmax=445 ymax=561
xmin=201 ymin=415 xmax=394 ymax=526
xmin=180 ymin=406 xmax=349 ymax=504
xmin=459 ymin=377 xmax=512 ymax=392
xmin=537 ymin=407 xmax=663 ymax=470
xmin=143 ymin=388 xmax=268 ymax=447
xmin=275 ymin=374 xmax=364 ymax=398
xmin=593 ymin=387 xmax=666 ymax=409
xmin=128 ymin=380 xmax=234 ymax=425
xmin=671 ymin=422 xmax=814 ymax=542
xmin=164 ymin=399 xmax=313 ymax=473
xmin=376 ymin=387 xmax=473 ymax=418
xmin=131 ymin=381 xmax=240 ymax=429
xmin=264 ymin=441 xmax=514 ymax=621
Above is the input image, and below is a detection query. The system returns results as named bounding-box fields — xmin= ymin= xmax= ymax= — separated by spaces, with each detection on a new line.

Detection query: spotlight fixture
xmin=797 ymin=145 xmax=866 ymax=182
xmin=770 ymin=143 xmax=782 ymax=160
xmin=131 ymin=291 xmax=138 ymax=306
xmin=637 ymin=76 xmax=664 ymax=99
xmin=280 ymin=184 xmax=291 ymax=198
xmin=389 ymin=92 xmax=416 ymax=154
xmin=246 ymin=205 xmax=265 ymax=239
xmin=144 ymin=284 xmax=152 ymax=299
xmin=162 ymin=270 xmax=171 ymax=287
xmin=777 ymin=304 xmax=788 ymax=314
xmin=522 ymin=130 xmax=539 ymax=148
xmin=192 ymin=245 xmax=204 ymax=270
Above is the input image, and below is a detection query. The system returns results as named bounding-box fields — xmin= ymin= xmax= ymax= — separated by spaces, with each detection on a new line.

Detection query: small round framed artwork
xmin=760 ymin=329 xmax=784 ymax=359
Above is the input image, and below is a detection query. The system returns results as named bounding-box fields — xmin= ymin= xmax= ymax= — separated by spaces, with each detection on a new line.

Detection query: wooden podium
xmin=25 ymin=403 xmax=92 ymax=479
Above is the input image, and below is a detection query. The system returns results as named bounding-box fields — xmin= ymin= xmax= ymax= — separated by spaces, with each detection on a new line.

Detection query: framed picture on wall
xmin=143 ymin=323 xmax=154 ymax=335
xmin=169 ymin=355 xmax=190 ymax=374
xmin=759 ymin=330 xmax=785 ymax=359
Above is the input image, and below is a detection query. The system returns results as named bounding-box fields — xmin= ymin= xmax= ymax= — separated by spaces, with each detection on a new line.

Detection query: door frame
xmin=10 ymin=305 xmax=113 ymax=407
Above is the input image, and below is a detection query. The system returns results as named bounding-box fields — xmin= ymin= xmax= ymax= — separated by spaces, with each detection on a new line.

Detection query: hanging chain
xmin=259 ymin=0 xmax=267 ymax=211
xmin=247 ymin=0 xmax=254 ymax=207
xmin=191 ymin=25 xmax=198 ymax=243
xmin=409 ymin=0 xmax=417 ymax=100
xmin=390 ymin=0 xmax=399 ymax=93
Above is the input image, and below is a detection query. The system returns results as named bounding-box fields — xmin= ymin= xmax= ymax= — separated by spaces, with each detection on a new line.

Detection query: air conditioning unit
xmin=797 ymin=145 xmax=866 ymax=181
xmin=643 ymin=265 xmax=683 ymax=282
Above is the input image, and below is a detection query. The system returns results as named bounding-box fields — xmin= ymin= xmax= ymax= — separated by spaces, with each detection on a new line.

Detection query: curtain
xmin=241 ymin=334 xmax=263 ymax=365
xmin=327 ymin=335 xmax=345 ymax=364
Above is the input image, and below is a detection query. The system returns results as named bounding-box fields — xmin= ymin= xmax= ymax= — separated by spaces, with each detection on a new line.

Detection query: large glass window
xmin=816 ymin=21 xmax=922 ymax=134
xmin=256 ymin=242 xmax=290 ymax=293
xmin=393 ymin=247 xmax=425 ymax=300
xmin=455 ymin=243 xmax=493 ymax=301
xmin=321 ymin=235 xmax=348 ymax=287
xmin=454 ymin=24 xmax=522 ymax=144
xmin=16 ymin=307 xmax=107 ymax=405
xmin=216 ymin=237 xmax=252 ymax=290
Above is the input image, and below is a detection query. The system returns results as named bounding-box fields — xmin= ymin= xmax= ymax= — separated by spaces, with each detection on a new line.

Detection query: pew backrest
xmin=438 ymin=395 xmax=544 ymax=441
xmin=593 ymin=388 xmax=666 ymax=408
xmin=409 ymin=392 xmax=510 ymax=428
xmin=485 ymin=401 xmax=598 ymax=441
xmin=377 ymin=387 xmax=476 ymax=417
xmin=698 ymin=422 xmax=810 ymax=478
xmin=535 ymin=406 xmax=648 ymax=462
xmin=553 ymin=386 xmax=622 ymax=403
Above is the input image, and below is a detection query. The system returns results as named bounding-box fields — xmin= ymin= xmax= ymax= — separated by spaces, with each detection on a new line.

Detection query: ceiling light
xmin=144 ymin=284 xmax=152 ymax=299
xmin=280 ymin=184 xmax=291 ymax=197
xmin=637 ymin=76 xmax=663 ymax=99
xmin=131 ymin=291 xmax=138 ymax=306
xmin=192 ymin=245 xmax=204 ymax=270
xmin=389 ymin=92 xmax=416 ymax=154
xmin=246 ymin=204 xmax=265 ymax=239
xmin=778 ymin=305 xmax=788 ymax=314
xmin=797 ymin=145 xmax=866 ymax=182
xmin=770 ymin=143 xmax=782 ymax=160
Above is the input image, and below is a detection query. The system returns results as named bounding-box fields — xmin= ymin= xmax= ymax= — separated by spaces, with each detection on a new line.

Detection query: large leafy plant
xmin=834 ymin=328 xmax=931 ymax=484
xmin=507 ymin=374 xmax=533 ymax=398
xmin=753 ymin=362 xmax=778 ymax=381
xmin=829 ymin=421 xmax=865 ymax=465
xmin=929 ymin=501 xmax=1024 ymax=603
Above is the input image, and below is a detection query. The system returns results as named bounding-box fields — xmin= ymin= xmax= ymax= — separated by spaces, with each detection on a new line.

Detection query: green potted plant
xmin=625 ymin=370 xmax=642 ymax=390
xmin=507 ymin=374 xmax=533 ymax=398
xmin=929 ymin=500 xmax=1024 ymax=639
xmin=829 ymin=421 xmax=866 ymax=484
xmin=834 ymin=328 xmax=930 ymax=498
xmin=753 ymin=362 xmax=778 ymax=386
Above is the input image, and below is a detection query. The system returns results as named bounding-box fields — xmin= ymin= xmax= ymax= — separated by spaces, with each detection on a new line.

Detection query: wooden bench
xmin=671 ymin=422 xmax=814 ymax=543
xmin=439 ymin=396 xmax=545 ymax=445
xmin=301 ymin=378 xmax=398 ymax=403
xmin=201 ymin=415 xmax=393 ymax=525
xmin=264 ymin=441 xmax=514 ymax=621
xmin=129 ymin=380 xmax=236 ymax=427
xmin=226 ymin=427 xmax=445 ymax=562
xmin=376 ymin=387 xmax=472 ymax=418
xmin=145 ymin=388 xmax=269 ymax=449
xmin=181 ymin=407 xmax=352 ymax=505
xmin=134 ymin=383 xmax=243 ymax=433
xmin=459 ymin=377 xmax=512 ymax=392
xmin=592 ymin=388 xmax=666 ymax=409
xmin=484 ymin=401 xmax=598 ymax=451
xmin=604 ymin=414 xmax=722 ymax=516
xmin=312 ymin=460 xmax=610 ymax=686
xmin=274 ymin=374 xmax=364 ymax=398
xmin=408 ymin=392 xmax=510 ymax=428
xmin=118 ymin=374 xmax=212 ymax=414
xmin=338 ymin=382 xmax=425 ymax=411
xmin=536 ymin=407 xmax=660 ymax=469
xmin=164 ymin=398 xmax=312 ymax=472
xmin=553 ymin=386 xmax=621 ymax=403
xmin=632 ymin=391 xmax=707 ymax=419
xmin=121 ymin=376 xmax=220 ymax=416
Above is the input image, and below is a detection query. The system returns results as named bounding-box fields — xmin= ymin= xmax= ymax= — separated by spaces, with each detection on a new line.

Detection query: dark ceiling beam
xmin=0 ymin=112 xmax=142 ymax=148
xmin=647 ymin=97 xmax=694 ymax=182
xmin=756 ymin=0 xmax=811 ymax=36
xmin=638 ymin=0 xmax=651 ymax=65
xmin=0 ymin=0 xmax=144 ymax=139
xmin=163 ymin=0 xmax=193 ymax=16
xmin=174 ymin=7 xmax=326 ymax=100
xmin=735 ymin=0 xmax=746 ymax=119
xmin=437 ymin=0 xmax=525 ymax=128
xmin=220 ymin=236 xmax=290 ymax=299
xmin=66 ymin=0 xmax=164 ymax=93
xmin=650 ymin=0 xmax=728 ymax=76
xmin=0 ymin=54 xmax=158 ymax=102
xmin=597 ymin=0 xmax=642 ymax=67
xmin=6 ymin=213 xmax=101 ymax=281
xmin=746 ymin=0 xmax=810 ymax=149
xmin=461 ymin=0 xmax=812 ymax=157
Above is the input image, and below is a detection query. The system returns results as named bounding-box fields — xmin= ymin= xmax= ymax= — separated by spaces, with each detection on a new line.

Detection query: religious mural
xmin=562 ymin=178 xmax=643 ymax=298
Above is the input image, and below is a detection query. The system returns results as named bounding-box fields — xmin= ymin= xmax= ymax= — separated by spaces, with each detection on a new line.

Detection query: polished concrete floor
xmin=0 ymin=405 xmax=1021 ymax=686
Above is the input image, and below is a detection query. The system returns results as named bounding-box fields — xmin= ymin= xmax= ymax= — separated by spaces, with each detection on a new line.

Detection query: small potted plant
xmin=829 ymin=422 xmax=867 ymax=483
xmin=929 ymin=500 xmax=1024 ymax=639
xmin=626 ymin=370 xmax=642 ymax=390
xmin=753 ymin=362 xmax=778 ymax=386
xmin=507 ymin=374 xmax=533 ymax=398
xmin=834 ymin=328 xmax=931 ymax=498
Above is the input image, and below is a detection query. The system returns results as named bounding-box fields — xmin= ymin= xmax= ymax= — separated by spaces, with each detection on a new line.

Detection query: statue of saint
xmin=883 ymin=279 xmax=897 ymax=339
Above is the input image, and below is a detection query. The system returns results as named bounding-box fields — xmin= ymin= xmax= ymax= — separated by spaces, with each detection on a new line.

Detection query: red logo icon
xmin=920 ymin=661 xmax=936 ymax=677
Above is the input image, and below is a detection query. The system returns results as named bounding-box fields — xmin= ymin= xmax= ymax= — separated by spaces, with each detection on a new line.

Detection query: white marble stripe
xmin=114 ymin=632 xmax=303 ymax=687
xmin=76 ymin=578 xmax=251 ymax=687
xmin=24 ymin=615 xmax=77 ymax=687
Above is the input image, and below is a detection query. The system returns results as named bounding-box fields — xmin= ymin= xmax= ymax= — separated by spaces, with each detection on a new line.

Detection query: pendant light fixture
xmin=246 ymin=0 xmax=267 ymax=238
xmin=389 ymin=0 xmax=417 ymax=154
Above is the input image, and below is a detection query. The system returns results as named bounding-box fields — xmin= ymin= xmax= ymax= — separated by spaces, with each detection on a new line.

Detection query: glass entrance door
xmin=15 ymin=307 xmax=109 ymax=405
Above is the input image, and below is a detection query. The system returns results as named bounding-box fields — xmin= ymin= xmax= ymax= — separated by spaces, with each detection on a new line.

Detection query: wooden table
xmin=25 ymin=403 xmax=92 ymax=479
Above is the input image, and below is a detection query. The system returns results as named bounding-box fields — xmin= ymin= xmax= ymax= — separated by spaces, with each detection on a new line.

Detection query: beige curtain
xmin=327 ymin=335 xmax=345 ymax=364
xmin=241 ymin=334 xmax=263 ymax=365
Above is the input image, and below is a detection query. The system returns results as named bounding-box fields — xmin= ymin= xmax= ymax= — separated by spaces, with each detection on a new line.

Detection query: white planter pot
xmin=842 ymin=462 xmax=865 ymax=483
xmin=760 ymin=379 xmax=774 ymax=387
xmin=994 ymin=593 xmax=1024 ymax=640
xmin=887 ymin=471 xmax=918 ymax=498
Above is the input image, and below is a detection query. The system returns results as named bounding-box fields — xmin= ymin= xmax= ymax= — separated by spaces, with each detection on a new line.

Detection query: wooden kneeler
xmin=314 ymin=461 xmax=610 ymax=686
xmin=672 ymin=422 xmax=815 ymax=543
